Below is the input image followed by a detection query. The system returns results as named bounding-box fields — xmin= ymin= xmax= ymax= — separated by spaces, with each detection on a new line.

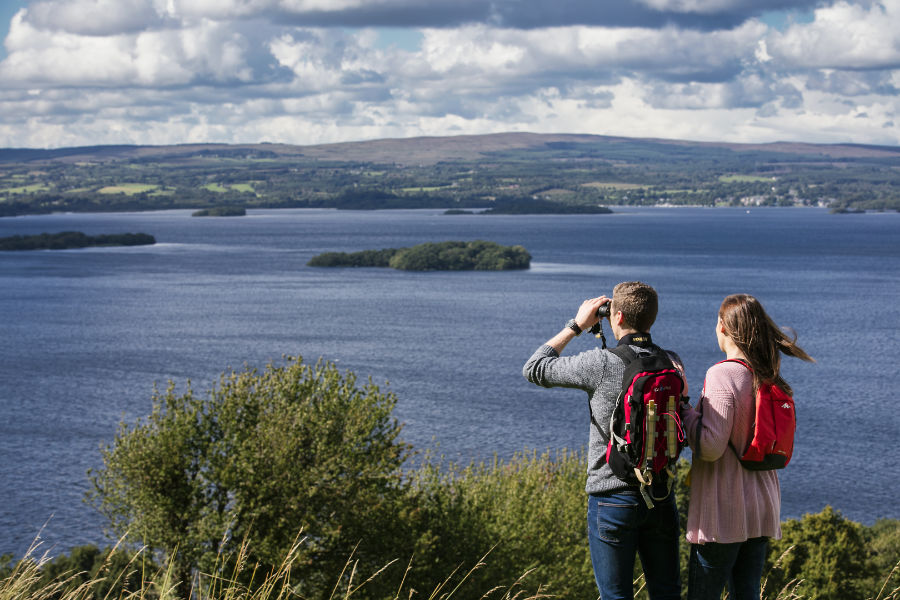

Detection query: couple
xmin=523 ymin=281 xmax=814 ymax=600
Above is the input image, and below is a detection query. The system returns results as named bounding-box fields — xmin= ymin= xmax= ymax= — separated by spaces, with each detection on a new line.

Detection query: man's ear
xmin=614 ymin=310 xmax=626 ymax=327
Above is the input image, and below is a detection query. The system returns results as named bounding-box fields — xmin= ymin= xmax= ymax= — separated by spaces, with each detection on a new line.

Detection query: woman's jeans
xmin=587 ymin=490 xmax=681 ymax=600
xmin=687 ymin=536 xmax=769 ymax=600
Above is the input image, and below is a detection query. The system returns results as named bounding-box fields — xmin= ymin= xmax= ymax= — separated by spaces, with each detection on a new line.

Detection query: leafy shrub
xmin=86 ymin=356 xmax=410 ymax=598
xmin=765 ymin=506 xmax=877 ymax=600
xmin=403 ymin=449 xmax=593 ymax=598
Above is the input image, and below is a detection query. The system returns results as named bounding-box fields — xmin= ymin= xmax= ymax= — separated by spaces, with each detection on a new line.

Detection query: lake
xmin=1 ymin=206 xmax=898 ymax=558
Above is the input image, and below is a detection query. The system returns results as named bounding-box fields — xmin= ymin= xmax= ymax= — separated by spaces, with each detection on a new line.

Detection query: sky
xmin=0 ymin=0 xmax=898 ymax=149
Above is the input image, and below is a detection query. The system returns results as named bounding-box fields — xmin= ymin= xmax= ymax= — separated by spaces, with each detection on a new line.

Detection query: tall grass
xmin=4 ymin=536 xmax=897 ymax=600
xmin=1 ymin=536 xmax=556 ymax=600
xmin=6 ymin=450 xmax=898 ymax=600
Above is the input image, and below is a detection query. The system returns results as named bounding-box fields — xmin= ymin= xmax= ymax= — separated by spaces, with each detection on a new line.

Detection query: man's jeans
xmin=587 ymin=490 xmax=682 ymax=600
xmin=687 ymin=536 xmax=768 ymax=600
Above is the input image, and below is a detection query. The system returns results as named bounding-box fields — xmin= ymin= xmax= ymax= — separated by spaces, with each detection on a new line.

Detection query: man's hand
xmin=574 ymin=296 xmax=611 ymax=332
xmin=544 ymin=296 xmax=611 ymax=354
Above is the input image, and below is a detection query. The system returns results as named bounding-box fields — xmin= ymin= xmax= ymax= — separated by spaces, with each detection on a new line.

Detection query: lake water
xmin=1 ymin=206 xmax=898 ymax=558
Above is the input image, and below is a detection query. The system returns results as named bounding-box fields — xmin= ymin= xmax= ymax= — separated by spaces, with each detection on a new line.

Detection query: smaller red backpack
xmin=723 ymin=359 xmax=796 ymax=470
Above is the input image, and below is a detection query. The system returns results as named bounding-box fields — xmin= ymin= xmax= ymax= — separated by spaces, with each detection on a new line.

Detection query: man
xmin=522 ymin=281 xmax=684 ymax=600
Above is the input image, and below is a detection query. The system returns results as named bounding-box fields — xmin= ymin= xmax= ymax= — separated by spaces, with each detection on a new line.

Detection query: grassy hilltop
xmin=2 ymin=356 xmax=897 ymax=600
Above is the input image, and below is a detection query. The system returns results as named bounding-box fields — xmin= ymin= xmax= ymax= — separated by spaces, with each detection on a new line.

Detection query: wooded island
xmin=0 ymin=231 xmax=156 ymax=251
xmin=308 ymin=240 xmax=531 ymax=271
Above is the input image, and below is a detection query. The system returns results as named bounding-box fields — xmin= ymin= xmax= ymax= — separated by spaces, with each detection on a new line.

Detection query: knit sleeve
xmin=523 ymin=344 xmax=608 ymax=392
xmin=686 ymin=363 xmax=744 ymax=462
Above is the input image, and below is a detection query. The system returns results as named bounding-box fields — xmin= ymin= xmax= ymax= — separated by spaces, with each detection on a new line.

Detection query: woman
xmin=682 ymin=294 xmax=814 ymax=600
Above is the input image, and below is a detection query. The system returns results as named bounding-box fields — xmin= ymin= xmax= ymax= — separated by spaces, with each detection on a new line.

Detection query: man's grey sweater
xmin=523 ymin=340 xmax=679 ymax=495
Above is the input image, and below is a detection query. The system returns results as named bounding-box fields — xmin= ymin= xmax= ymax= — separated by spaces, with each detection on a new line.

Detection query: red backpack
xmin=602 ymin=345 xmax=686 ymax=507
xmin=723 ymin=359 xmax=796 ymax=470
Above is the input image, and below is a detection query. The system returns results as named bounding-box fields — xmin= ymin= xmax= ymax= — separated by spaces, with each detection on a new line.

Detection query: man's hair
xmin=611 ymin=281 xmax=658 ymax=332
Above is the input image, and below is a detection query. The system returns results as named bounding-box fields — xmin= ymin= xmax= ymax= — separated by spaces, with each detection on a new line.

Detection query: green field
xmin=203 ymin=183 xmax=256 ymax=193
xmin=582 ymin=181 xmax=645 ymax=190
xmin=0 ymin=183 xmax=50 ymax=194
xmin=719 ymin=174 xmax=774 ymax=183
xmin=398 ymin=185 xmax=451 ymax=193
xmin=98 ymin=183 xmax=159 ymax=195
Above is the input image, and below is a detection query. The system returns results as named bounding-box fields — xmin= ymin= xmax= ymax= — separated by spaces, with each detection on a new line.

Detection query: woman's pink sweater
xmin=682 ymin=361 xmax=782 ymax=544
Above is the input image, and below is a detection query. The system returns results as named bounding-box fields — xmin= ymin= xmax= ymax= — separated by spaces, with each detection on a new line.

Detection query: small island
xmin=308 ymin=240 xmax=531 ymax=271
xmin=481 ymin=198 xmax=613 ymax=215
xmin=0 ymin=231 xmax=156 ymax=251
xmin=444 ymin=198 xmax=613 ymax=215
xmin=191 ymin=206 xmax=246 ymax=217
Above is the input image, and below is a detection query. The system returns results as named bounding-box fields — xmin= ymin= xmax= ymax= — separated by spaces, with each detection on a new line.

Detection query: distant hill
xmin=2 ymin=132 xmax=899 ymax=215
xmin=2 ymin=132 xmax=899 ymax=166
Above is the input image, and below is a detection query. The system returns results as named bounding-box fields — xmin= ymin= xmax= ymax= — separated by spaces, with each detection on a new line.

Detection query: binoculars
xmin=597 ymin=303 xmax=611 ymax=319
xmin=589 ymin=302 xmax=611 ymax=336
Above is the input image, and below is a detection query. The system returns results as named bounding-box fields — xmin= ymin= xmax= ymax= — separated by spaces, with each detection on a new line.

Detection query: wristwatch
xmin=565 ymin=318 xmax=582 ymax=336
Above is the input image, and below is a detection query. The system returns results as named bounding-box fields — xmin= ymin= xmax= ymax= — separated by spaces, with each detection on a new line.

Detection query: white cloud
xmin=634 ymin=0 xmax=752 ymax=13
xmin=1 ymin=12 xmax=260 ymax=87
xmin=766 ymin=1 xmax=900 ymax=69
xmin=0 ymin=0 xmax=898 ymax=148
xmin=415 ymin=21 xmax=766 ymax=89
xmin=24 ymin=0 xmax=165 ymax=35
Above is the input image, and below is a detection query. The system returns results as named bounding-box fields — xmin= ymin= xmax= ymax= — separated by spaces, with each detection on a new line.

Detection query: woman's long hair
xmin=718 ymin=294 xmax=815 ymax=394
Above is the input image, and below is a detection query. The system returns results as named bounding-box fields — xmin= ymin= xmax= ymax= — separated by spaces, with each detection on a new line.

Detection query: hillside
xmin=4 ymin=132 xmax=900 ymax=166
xmin=1 ymin=132 xmax=899 ymax=215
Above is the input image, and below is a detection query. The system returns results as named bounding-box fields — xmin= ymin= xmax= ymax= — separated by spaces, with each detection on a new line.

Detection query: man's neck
xmin=614 ymin=327 xmax=638 ymax=340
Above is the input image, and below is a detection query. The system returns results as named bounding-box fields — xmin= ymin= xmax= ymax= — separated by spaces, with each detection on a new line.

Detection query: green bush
xmin=403 ymin=449 xmax=593 ymax=598
xmin=87 ymin=356 xmax=411 ymax=598
xmin=766 ymin=506 xmax=880 ymax=600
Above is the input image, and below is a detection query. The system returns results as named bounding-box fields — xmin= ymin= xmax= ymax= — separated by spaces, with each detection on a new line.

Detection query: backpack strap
xmin=719 ymin=358 xmax=752 ymax=371
xmin=589 ymin=345 xmax=638 ymax=433
xmin=609 ymin=344 xmax=640 ymax=365
xmin=717 ymin=358 xmax=758 ymax=462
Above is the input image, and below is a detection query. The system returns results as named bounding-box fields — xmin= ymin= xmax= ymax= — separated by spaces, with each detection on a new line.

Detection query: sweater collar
xmin=617 ymin=332 xmax=653 ymax=348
